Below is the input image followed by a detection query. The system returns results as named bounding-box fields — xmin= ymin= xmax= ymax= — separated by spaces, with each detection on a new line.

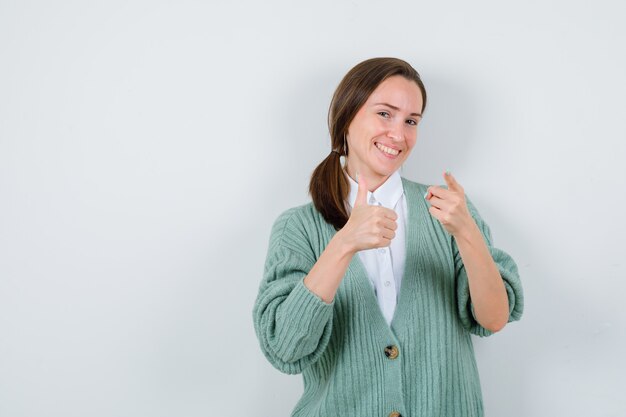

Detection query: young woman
xmin=253 ymin=57 xmax=524 ymax=417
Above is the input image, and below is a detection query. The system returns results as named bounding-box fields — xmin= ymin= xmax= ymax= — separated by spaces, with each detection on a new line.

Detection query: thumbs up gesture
xmin=340 ymin=173 xmax=398 ymax=254
xmin=424 ymin=171 xmax=474 ymax=236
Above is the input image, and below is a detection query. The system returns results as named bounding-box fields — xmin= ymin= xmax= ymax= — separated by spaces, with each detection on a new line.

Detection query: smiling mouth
xmin=375 ymin=142 xmax=401 ymax=156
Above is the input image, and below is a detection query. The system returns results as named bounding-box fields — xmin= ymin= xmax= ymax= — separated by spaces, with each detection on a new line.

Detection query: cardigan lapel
xmin=345 ymin=177 xmax=430 ymax=337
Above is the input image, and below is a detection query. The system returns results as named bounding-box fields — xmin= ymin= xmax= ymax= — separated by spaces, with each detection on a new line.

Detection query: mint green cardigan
xmin=253 ymin=177 xmax=523 ymax=417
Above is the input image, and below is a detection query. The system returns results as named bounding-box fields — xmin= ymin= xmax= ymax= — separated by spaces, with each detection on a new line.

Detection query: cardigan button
xmin=389 ymin=412 xmax=402 ymax=417
xmin=384 ymin=345 xmax=399 ymax=359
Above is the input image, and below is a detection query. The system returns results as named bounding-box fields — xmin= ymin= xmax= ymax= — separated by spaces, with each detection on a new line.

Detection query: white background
xmin=1 ymin=1 xmax=625 ymax=416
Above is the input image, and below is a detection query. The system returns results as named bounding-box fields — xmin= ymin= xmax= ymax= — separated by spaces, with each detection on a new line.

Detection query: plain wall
xmin=1 ymin=1 xmax=625 ymax=416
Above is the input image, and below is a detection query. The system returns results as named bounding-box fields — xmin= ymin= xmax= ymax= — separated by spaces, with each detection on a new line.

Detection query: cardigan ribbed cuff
xmin=459 ymin=245 xmax=523 ymax=337
xmin=272 ymin=277 xmax=334 ymax=363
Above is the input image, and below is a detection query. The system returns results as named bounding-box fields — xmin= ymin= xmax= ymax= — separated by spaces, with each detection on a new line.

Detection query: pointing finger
xmin=443 ymin=170 xmax=463 ymax=193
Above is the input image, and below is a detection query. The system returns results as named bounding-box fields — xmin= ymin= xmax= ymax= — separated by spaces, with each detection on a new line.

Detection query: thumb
xmin=354 ymin=171 xmax=369 ymax=207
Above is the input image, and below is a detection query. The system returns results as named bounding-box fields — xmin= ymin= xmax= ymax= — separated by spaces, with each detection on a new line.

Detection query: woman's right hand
xmin=339 ymin=173 xmax=398 ymax=254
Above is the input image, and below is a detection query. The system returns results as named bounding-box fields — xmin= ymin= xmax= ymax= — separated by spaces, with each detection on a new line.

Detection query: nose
xmin=387 ymin=121 xmax=403 ymax=141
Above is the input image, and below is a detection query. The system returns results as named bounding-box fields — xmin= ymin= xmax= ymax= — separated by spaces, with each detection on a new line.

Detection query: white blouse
xmin=346 ymin=170 xmax=408 ymax=326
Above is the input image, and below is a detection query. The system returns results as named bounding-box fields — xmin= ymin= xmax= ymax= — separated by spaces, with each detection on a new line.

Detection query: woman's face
xmin=345 ymin=75 xmax=423 ymax=187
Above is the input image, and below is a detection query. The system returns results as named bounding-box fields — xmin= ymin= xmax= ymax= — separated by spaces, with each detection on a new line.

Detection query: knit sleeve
xmin=453 ymin=196 xmax=524 ymax=337
xmin=252 ymin=208 xmax=334 ymax=374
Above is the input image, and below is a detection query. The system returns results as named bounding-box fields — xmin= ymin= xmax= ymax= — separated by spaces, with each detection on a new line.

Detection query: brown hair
xmin=308 ymin=57 xmax=427 ymax=230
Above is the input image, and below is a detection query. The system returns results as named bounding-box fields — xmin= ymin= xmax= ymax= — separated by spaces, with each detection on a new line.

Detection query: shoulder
xmin=400 ymin=176 xmax=430 ymax=195
xmin=268 ymin=202 xmax=323 ymax=260
xmin=271 ymin=202 xmax=320 ymax=235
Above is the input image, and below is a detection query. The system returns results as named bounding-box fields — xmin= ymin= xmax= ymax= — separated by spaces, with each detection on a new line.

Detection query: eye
xmin=377 ymin=111 xmax=390 ymax=118
xmin=406 ymin=119 xmax=418 ymax=126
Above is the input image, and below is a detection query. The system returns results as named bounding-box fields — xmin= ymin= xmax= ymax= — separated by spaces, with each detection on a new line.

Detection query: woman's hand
xmin=425 ymin=171 xmax=475 ymax=237
xmin=339 ymin=173 xmax=398 ymax=254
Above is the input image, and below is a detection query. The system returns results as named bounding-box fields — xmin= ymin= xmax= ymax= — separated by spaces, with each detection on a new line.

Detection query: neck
xmin=344 ymin=165 xmax=389 ymax=192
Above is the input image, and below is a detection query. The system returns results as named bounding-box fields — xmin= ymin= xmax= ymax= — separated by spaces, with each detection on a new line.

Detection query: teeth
xmin=376 ymin=142 xmax=399 ymax=156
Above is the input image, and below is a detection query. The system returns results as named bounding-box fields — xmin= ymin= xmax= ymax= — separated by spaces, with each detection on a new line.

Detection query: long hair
xmin=309 ymin=57 xmax=427 ymax=230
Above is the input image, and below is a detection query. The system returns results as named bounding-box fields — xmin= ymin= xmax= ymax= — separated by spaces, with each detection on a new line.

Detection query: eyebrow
xmin=373 ymin=102 xmax=422 ymax=118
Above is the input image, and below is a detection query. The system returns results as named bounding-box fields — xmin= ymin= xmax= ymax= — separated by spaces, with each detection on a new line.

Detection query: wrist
xmin=454 ymin=217 xmax=481 ymax=244
xmin=330 ymin=229 xmax=357 ymax=258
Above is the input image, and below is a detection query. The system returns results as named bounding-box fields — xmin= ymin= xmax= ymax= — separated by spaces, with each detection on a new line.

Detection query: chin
xmin=377 ymin=160 xmax=403 ymax=173
xmin=374 ymin=167 xmax=399 ymax=177
xmin=371 ymin=154 xmax=405 ymax=173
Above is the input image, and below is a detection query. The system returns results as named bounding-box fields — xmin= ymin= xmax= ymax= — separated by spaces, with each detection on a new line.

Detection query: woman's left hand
xmin=425 ymin=171 xmax=475 ymax=237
